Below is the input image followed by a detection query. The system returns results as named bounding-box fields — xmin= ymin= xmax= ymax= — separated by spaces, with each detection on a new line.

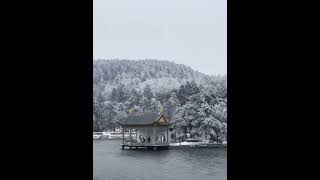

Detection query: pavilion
xmin=117 ymin=112 xmax=172 ymax=150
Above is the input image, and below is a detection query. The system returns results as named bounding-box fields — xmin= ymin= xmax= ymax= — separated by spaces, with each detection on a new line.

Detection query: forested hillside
xmin=93 ymin=59 xmax=227 ymax=141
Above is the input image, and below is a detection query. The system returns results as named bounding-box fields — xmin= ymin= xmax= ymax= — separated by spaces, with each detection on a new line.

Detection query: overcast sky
xmin=93 ymin=0 xmax=227 ymax=75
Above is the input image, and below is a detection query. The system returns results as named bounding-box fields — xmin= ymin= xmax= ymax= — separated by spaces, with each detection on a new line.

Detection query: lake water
xmin=93 ymin=140 xmax=227 ymax=180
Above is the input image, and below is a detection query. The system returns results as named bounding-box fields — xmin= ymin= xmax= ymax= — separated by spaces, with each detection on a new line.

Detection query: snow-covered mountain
xmin=93 ymin=59 xmax=225 ymax=97
xmin=93 ymin=59 xmax=227 ymax=138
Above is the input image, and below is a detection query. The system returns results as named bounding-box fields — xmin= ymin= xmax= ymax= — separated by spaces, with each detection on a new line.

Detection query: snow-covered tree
xmin=143 ymin=84 xmax=154 ymax=100
xmin=150 ymin=98 xmax=161 ymax=113
xmin=165 ymin=92 xmax=181 ymax=121
xmin=175 ymin=102 xmax=198 ymax=137
xmin=177 ymin=81 xmax=200 ymax=106
xmin=92 ymin=59 xmax=227 ymax=136
xmin=112 ymin=102 xmax=129 ymax=122
xmin=129 ymin=105 xmax=143 ymax=116
xmin=139 ymin=96 xmax=149 ymax=112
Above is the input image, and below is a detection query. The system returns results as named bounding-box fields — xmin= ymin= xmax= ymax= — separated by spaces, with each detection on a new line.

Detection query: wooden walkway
xmin=121 ymin=142 xmax=169 ymax=150
xmin=169 ymin=144 xmax=227 ymax=148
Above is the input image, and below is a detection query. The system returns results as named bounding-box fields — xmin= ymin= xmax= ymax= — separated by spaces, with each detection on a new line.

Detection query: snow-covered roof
xmin=118 ymin=112 xmax=170 ymax=126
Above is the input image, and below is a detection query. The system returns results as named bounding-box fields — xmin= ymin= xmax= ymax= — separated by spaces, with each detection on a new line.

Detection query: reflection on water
xmin=93 ymin=140 xmax=227 ymax=180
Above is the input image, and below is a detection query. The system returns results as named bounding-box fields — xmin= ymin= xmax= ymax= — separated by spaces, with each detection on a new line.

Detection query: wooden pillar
xmin=136 ymin=129 xmax=138 ymax=142
xmin=143 ymin=128 xmax=146 ymax=144
xmin=122 ymin=127 xmax=125 ymax=143
xmin=129 ymin=129 xmax=132 ymax=143
xmin=153 ymin=127 xmax=156 ymax=143
xmin=167 ymin=126 xmax=169 ymax=143
xmin=175 ymin=129 xmax=177 ymax=143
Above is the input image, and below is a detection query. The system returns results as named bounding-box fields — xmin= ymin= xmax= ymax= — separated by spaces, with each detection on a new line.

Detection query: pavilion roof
xmin=117 ymin=112 xmax=171 ymax=126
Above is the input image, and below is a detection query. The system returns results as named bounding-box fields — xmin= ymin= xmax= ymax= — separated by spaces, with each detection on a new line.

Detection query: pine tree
xmin=143 ymin=84 xmax=153 ymax=100
xmin=93 ymin=59 xmax=227 ymax=136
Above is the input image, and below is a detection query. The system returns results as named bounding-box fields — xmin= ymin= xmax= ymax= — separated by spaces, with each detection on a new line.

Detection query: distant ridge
xmin=93 ymin=59 xmax=226 ymax=96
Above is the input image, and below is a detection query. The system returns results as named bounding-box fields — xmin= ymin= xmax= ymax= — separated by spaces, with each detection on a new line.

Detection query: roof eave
xmin=119 ymin=124 xmax=155 ymax=127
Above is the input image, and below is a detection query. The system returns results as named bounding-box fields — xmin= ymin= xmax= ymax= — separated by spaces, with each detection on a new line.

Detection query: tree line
xmin=93 ymin=80 xmax=227 ymax=142
xmin=93 ymin=60 xmax=227 ymax=142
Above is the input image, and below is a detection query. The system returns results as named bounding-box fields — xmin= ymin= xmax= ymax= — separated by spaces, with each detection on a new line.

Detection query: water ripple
xmin=94 ymin=140 xmax=227 ymax=180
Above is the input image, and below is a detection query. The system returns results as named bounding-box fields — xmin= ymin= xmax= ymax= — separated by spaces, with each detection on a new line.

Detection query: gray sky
xmin=93 ymin=0 xmax=227 ymax=75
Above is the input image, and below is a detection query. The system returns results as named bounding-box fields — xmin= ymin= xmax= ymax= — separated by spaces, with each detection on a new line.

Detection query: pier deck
xmin=121 ymin=142 xmax=169 ymax=150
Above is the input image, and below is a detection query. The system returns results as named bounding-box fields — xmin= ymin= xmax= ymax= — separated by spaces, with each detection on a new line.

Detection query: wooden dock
xmin=121 ymin=142 xmax=169 ymax=150
xmin=169 ymin=144 xmax=227 ymax=149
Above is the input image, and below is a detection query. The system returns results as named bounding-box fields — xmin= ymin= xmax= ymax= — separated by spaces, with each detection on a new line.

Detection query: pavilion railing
xmin=122 ymin=141 xmax=169 ymax=146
